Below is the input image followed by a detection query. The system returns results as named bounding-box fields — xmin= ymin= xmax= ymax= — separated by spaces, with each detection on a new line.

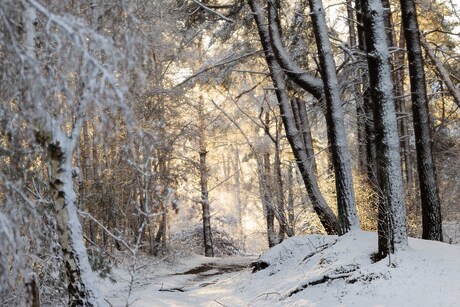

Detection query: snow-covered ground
xmin=100 ymin=231 xmax=460 ymax=306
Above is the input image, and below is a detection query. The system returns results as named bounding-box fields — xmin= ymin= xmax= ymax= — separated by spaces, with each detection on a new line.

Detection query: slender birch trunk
xmin=22 ymin=2 xmax=101 ymax=304
xmin=49 ymin=135 xmax=101 ymax=306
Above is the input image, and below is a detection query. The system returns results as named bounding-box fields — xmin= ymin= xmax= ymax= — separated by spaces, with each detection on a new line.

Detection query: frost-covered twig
xmin=191 ymin=0 xmax=234 ymax=22
xmin=176 ymin=50 xmax=262 ymax=87
xmin=79 ymin=210 xmax=132 ymax=252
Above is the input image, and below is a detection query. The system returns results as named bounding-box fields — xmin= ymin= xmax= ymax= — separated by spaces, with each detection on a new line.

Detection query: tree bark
xmin=356 ymin=0 xmax=378 ymax=185
xmin=361 ymin=0 xmax=408 ymax=257
xmin=248 ymin=0 xmax=340 ymax=235
xmin=399 ymin=0 xmax=443 ymax=241
xmin=274 ymin=126 xmax=287 ymax=242
xmin=265 ymin=6 xmax=324 ymax=100
xmin=234 ymin=146 xmax=243 ymax=232
xmin=25 ymin=273 xmax=40 ymax=307
xmin=287 ymin=164 xmax=295 ymax=236
xmin=307 ymin=0 xmax=360 ymax=234
xmin=49 ymin=138 xmax=101 ymax=306
xmin=381 ymin=0 xmax=413 ymax=188
xmin=291 ymin=97 xmax=318 ymax=175
xmin=198 ymin=99 xmax=214 ymax=257
xmin=22 ymin=2 xmax=101 ymax=305
xmin=262 ymin=112 xmax=278 ymax=247
xmin=347 ymin=0 xmax=368 ymax=177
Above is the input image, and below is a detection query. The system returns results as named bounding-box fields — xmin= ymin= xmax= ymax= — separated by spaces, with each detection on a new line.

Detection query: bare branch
xmin=191 ymin=0 xmax=234 ymax=22
xmin=421 ymin=35 xmax=460 ymax=109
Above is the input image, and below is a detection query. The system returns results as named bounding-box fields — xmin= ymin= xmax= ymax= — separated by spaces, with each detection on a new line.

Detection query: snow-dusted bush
xmin=171 ymin=224 xmax=244 ymax=257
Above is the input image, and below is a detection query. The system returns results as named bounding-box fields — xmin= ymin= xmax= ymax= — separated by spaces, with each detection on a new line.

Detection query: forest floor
xmin=100 ymin=230 xmax=460 ymax=306
xmin=100 ymin=253 xmax=257 ymax=306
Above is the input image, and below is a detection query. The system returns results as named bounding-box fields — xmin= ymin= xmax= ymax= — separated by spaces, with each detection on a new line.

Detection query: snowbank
xmin=102 ymin=231 xmax=460 ymax=306
xmin=243 ymin=230 xmax=460 ymax=306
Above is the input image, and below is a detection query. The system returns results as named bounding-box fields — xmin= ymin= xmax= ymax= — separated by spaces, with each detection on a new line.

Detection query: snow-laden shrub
xmin=171 ymin=224 xmax=244 ymax=256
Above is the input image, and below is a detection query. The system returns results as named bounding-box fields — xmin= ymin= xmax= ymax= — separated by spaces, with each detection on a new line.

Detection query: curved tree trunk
xmin=22 ymin=3 xmax=101 ymax=305
xmin=307 ymin=0 xmax=360 ymax=234
xmin=49 ymin=138 xmax=101 ymax=306
xmin=248 ymin=0 xmax=340 ymax=235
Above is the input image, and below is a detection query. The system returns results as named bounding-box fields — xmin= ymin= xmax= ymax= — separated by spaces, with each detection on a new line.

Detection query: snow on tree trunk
xmin=292 ymin=98 xmax=318 ymax=175
xmin=307 ymin=0 xmax=360 ymax=234
xmin=48 ymin=132 xmax=102 ymax=306
xmin=361 ymin=0 xmax=408 ymax=256
xmin=399 ymin=0 xmax=443 ymax=241
xmin=21 ymin=2 xmax=102 ymax=304
xmin=381 ymin=0 xmax=413 ymax=188
xmin=248 ymin=0 xmax=340 ymax=235
xmin=266 ymin=6 xmax=324 ymax=100
xmin=356 ymin=0 xmax=378 ymax=186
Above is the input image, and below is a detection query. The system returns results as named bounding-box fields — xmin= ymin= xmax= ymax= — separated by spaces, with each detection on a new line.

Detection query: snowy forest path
xmin=102 ymin=255 xmax=257 ymax=306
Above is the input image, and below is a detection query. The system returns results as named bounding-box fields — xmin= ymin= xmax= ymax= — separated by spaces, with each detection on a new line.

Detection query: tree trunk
xmin=198 ymin=99 xmax=214 ymax=257
xmin=292 ymin=98 xmax=318 ymax=175
xmin=274 ymin=126 xmax=287 ymax=242
xmin=307 ymin=0 xmax=360 ymax=234
xmin=49 ymin=138 xmax=101 ymax=306
xmin=361 ymin=0 xmax=408 ymax=257
xmin=396 ymin=29 xmax=413 ymax=188
xmin=25 ymin=273 xmax=40 ymax=307
xmin=234 ymin=146 xmax=243 ymax=232
xmin=262 ymin=112 xmax=278 ymax=247
xmin=356 ymin=0 xmax=378 ymax=186
xmin=22 ymin=3 xmax=100 ymax=304
xmin=287 ymin=164 xmax=295 ymax=236
xmin=80 ymin=121 xmax=98 ymax=245
xmin=381 ymin=0 xmax=413 ymax=188
xmin=348 ymin=0 xmax=368 ymax=177
xmin=248 ymin=0 xmax=340 ymax=235
xmin=199 ymin=148 xmax=213 ymax=257
xmin=154 ymin=200 xmax=167 ymax=255
xmin=399 ymin=0 xmax=443 ymax=241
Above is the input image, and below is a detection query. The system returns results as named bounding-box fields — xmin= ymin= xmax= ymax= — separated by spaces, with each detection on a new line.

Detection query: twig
xmin=249 ymin=292 xmax=281 ymax=305
xmin=213 ymin=299 xmax=227 ymax=306
xmin=191 ymin=0 xmax=234 ymax=22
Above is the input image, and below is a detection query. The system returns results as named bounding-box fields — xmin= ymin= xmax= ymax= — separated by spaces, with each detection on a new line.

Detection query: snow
xmin=100 ymin=231 xmax=460 ymax=306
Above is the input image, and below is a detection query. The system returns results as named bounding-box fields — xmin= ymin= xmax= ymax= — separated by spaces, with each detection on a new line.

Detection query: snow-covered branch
xmin=420 ymin=35 xmax=460 ymax=109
